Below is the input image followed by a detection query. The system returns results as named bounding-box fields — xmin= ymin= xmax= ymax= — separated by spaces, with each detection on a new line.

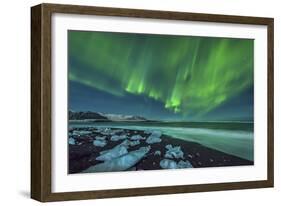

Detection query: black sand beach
xmin=68 ymin=127 xmax=253 ymax=174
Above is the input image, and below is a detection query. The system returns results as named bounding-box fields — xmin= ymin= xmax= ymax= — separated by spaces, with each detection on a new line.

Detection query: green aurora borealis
xmin=68 ymin=31 xmax=254 ymax=121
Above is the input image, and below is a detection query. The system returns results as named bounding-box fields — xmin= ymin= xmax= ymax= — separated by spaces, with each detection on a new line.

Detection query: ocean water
xmin=69 ymin=121 xmax=254 ymax=161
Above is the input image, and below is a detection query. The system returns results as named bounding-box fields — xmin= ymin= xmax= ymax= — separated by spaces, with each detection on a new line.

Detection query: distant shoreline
xmin=69 ymin=110 xmax=253 ymax=123
xmin=68 ymin=120 xmax=254 ymax=132
xmin=68 ymin=119 xmax=253 ymax=124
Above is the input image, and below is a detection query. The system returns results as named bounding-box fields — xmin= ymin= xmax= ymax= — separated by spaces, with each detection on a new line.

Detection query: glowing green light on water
xmin=68 ymin=31 xmax=253 ymax=116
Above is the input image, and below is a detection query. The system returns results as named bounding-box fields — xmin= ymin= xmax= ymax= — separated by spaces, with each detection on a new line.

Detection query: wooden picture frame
xmin=31 ymin=3 xmax=274 ymax=202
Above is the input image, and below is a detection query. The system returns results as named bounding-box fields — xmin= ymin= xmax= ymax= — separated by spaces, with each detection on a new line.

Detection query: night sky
xmin=68 ymin=30 xmax=254 ymax=121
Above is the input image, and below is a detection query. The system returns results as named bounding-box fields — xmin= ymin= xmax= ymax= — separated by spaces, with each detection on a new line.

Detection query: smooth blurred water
xmin=69 ymin=121 xmax=253 ymax=161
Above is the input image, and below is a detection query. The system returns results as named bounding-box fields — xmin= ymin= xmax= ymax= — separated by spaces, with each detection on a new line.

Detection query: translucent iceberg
xmin=129 ymin=140 xmax=140 ymax=146
xmin=144 ymin=130 xmax=152 ymax=134
xmin=96 ymin=143 xmax=128 ymax=161
xmin=93 ymin=139 xmax=107 ymax=147
xmin=177 ymin=160 xmax=193 ymax=168
xmin=117 ymin=139 xmax=140 ymax=147
xmin=95 ymin=128 xmax=106 ymax=133
xmin=130 ymin=135 xmax=145 ymax=141
xmin=154 ymin=150 xmax=161 ymax=156
xmin=110 ymin=134 xmax=127 ymax=141
xmin=83 ymin=146 xmax=151 ymax=173
xmin=119 ymin=139 xmax=131 ymax=147
xmin=160 ymin=159 xmax=178 ymax=169
xmin=146 ymin=131 xmax=162 ymax=144
xmin=68 ymin=137 xmax=75 ymax=145
xmin=164 ymin=144 xmax=184 ymax=159
xmin=103 ymin=128 xmax=111 ymax=132
xmin=72 ymin=130 xmax=92 ymax=136
xmin=95 ymin=136 xmax=106 ymax=140
xmin=160 ymin=159 xmax=193 ymax=169
xmin=111 ymin=129 xmax=124 ymax=134
xmin=99 ymin=128 xmax=115 ymax=135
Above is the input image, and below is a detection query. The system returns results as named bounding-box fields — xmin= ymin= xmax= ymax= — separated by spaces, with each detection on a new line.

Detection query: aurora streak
xmin=68 ymin=31 xmax=254 ymax=121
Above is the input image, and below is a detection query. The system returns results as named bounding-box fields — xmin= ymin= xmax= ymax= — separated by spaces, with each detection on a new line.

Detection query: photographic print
xmin=31 ymin=4 xmax=273 ymax=201
xmin=68 ymin=30 xmax=254 ymax=174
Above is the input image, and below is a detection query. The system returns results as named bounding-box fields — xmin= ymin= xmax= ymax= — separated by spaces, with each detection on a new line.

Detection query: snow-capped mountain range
xmin=69 ymin=111 xmax=147 ymax=122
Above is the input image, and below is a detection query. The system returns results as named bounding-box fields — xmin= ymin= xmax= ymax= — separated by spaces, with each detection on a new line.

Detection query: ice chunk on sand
xmin=96 ymin=143 xmax=128 ymax=161
xmin=95 ymin=136 xmax=106 ymax=140
xmin=160 ymin=159 xmax=193 ymax=169
xmin=129 ymin=140 xmax=140 ymax=146
xmin=130 ymin=135 xmax=145 ymax=141
xmin=95 ymin=128 xmax=105 ymax=133
xmin=83 ymin=146 xmax=151 ymax=173
xmin=177 ymin=160 xmax=193 ymax=168
xmin=119 ymin=139 xmax=131 ymax=147
xmin=152 ymin=131 xmax=162 ymax=137
xmin=111 ymin=129 xmax=124 ymax=134
xmin=99 ymin=128 xmax=114 ymax=135
xmin=68 ymin=137 xmax=75 ymax=145
xmin=160 ymin=159 xmax=178 ymax=169
xmin=103 ymin=128 xmax=111 ymax=132
xmin=117 ymin=139 xmax=140 ymax=147
xmin=110 ymin=134 xmax=127 ymax=141
xmin=164 ymin=144 xmax=184 ymax=159
xmin=146 ymin=131 xmax=162 ymax=144
xmin=154 ymin=150 xmax=161 ymax=156
xmin=93 ymin=139 xmax=107 ymax=147
xmin=72 ymin=130 xmax=92 ymax=136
